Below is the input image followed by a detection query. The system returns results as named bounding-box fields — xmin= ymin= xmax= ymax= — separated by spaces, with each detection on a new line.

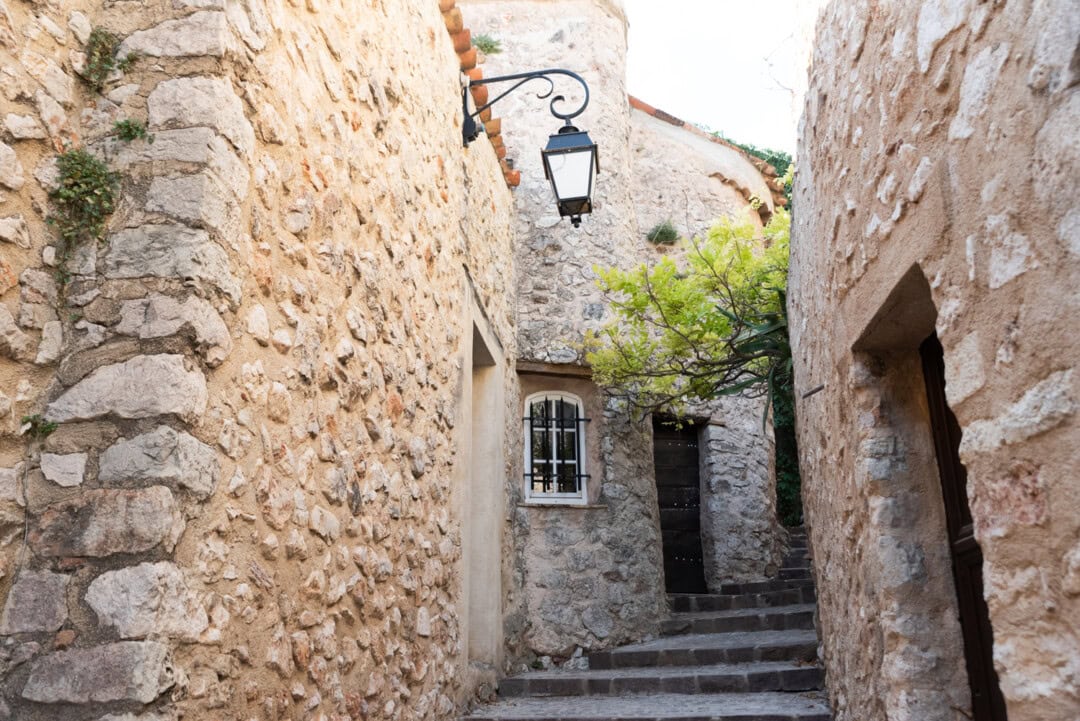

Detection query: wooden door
xmin=653 ymin=421 xmax=707 ymax=594
xmin=921 ymin=334 xmax=1008 ymax=721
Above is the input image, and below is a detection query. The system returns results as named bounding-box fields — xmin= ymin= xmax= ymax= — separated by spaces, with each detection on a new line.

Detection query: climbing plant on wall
xmin=586 ymin=205 xmax=803 ymax=525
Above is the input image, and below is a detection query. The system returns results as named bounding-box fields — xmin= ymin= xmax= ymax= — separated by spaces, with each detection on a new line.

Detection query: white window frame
xmin=523 ymin=391 xmax=589 ymax=505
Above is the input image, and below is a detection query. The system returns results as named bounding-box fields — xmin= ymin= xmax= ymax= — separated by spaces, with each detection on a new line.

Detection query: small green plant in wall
xmin=472 ymin=33 xmax=502 ymax=54
xmin=20 ymin=415 xmax=58 ymax=439
xmin=646 ymin=220 xmax=679 ymax=245
xmin=83 ymin=28 xmax=136 ymax=90
xmin=47 ymin=147 xmax=118 ymax=283
xmin=113 ymin=118 xmax=153 ymax=143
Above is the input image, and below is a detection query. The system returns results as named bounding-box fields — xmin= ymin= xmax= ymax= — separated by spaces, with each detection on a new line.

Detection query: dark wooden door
xmin=653 ymin=421 xmax=707 ymax=594
xmin=921 ymin=334 xmax=1008 ymax=721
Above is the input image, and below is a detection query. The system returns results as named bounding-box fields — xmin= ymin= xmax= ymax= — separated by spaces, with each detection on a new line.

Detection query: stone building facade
xmin=0 ymin=0 xmax=787 ymax=718
xmin=790 ymin=1 xmax=1080 ymax=720
xmin=463 ymin=0 xmax=786 ymax=661
xmin=0 ymin=0 xmax=520 ymax=718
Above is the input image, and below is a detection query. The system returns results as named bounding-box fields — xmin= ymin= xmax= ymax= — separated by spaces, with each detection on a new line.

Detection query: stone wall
xmin=790 ymin=1 xmax=1080 ymax=719
xmin=0 ymin=1 xmax=517 ymax=720
xmin=697 ymin=400 xmax=782 ymax=589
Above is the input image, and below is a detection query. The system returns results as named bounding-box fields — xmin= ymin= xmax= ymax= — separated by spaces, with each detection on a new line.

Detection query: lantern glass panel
xmin=547 ymin=148 xmax=594 ymax=202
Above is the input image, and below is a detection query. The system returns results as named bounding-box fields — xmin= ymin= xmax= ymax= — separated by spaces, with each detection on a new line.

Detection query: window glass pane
xmin=559 ymin=430 xmax=577 ymax=461
xmin=532 ymin=429 xmax=550 ymax=461
xmin=559 ymin=399 xmax=579 ymax=420
xmin=557 ymin=463 xmax=578 ymax=493
xmin=531 ymin=400 xmax=550 ymax=427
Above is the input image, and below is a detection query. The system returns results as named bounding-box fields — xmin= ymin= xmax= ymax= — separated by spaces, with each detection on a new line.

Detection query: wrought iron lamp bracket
xmin=462 ymin=68 xmax=590 ymax=146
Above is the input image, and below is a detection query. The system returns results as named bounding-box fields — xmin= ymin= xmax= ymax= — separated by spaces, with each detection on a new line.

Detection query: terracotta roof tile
xmin=440 ymin=0 xmax=515 ymax=189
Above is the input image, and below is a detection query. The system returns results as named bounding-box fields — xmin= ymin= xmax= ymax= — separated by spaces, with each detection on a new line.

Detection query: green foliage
xmin=113 ymin=118 xmax=152 ymax=143
xmin=646 ymin=220 xmax=679 ymax=245
xmin=472 ymin=33 xmax=502 ymax=54
xmin=587 ymin=208 xmax=802 ymax=523
xmin=588 ymin=209 xmax=792 ymax=414
xmin=20 ymin=414 xmax=58 ymax=439
xmin=83 ymin=28 xmax=134 ymax=90
xmin=48 ymin=148 xmax=118 ymax=283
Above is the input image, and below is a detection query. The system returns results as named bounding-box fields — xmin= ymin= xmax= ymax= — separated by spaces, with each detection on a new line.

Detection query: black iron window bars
xmin=524 ymin=395 xmax=590 ymax=496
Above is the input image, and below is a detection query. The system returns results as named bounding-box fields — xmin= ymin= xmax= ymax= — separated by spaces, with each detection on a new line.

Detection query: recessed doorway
xmin=920 ymin=333 xmax=1008 ymax=721
xmin=652 ymin=419 xmax=707 ymax=594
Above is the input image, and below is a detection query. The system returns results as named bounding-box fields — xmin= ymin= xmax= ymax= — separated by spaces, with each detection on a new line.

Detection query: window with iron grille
xmin=523 ymin=392 xmax=590 ymax=503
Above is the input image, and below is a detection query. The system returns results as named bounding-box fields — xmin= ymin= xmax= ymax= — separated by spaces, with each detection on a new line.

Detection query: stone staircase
xmin=462 ymin=528 xmax=829 ymax=721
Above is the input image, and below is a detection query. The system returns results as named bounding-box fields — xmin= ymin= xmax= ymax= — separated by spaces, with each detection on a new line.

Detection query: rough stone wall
xmin=697 ymin=401 xmax=782 ymax=590
xmin=790 ymin=1 xmax=1080 ymax=719
xmin=0 ymin=1 xmax=517 ymax=720
xmin=508 ymin=373 xmax=662 ymax=660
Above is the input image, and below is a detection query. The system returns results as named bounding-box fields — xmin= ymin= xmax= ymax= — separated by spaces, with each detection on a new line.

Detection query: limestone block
xmin=0 ymin=305 xmax=33 ymax=361
xmin=45 ymin=354 xmax=208 ymax=423
xmin=21 ymin=641 xmax=174 ymax=703
xmin=103 ymin=225 xmax=241 ymax=302
xmin=0 ymin=463 xmax=23 ymax=504
xmin=29 ymin=486 xmax=184 ymax=557
xmin=0 ymin=142 xmax=24 ymax=190
xmin=35 ymin=90 xmax=68 ymax=138
xmin=0 ymin=569 xmax=69 ymax=633
xmin=960 ymin=369 xmax=1076 ymax=453
xmin=86 ymin=562 xmax=208 ymax=640
xmin=145 ymin=172 xmax=239 ymax=238
xmin=34 ymin=319 xmax=62 ymax=364
xmin=309 ymin=506 xmax=340 ymax=541
xmin=4 ymin=113 xmax=45 ymax=139
xmin=943 ymin=331 xmax=986 ymax=405
xmin=118 ymin=12 xmax=234 ymax=58
xmin=916 ymin=0 xmax=972 ymax=73
xmin=39 ymin=452 xmax=86 ymax=487
xmin=99 ymin=425 xmax=220 ymax=499
xmin=109 ymin=127 xmax=250 ymax=199
xmin=948 ymin=43 xmax=1010 ymax=140
xmin=246 ymin=304 xmax=270 ymax=345
xmin=20 ymin=49 xmax=74 ymax=107
xmin=116 ymin=294 xmax=232 ymax=365
xmin=67 ymin=12 xmax=91 ymax=44
xmin=0 ymin=215 xmax=31 ymax=248
xmin=148 ymin=76 xmax=254 ymax=157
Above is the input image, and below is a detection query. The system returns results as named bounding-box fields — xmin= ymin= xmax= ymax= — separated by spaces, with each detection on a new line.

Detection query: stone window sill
xmin=517 ymin=502 xmax=608 ymax=510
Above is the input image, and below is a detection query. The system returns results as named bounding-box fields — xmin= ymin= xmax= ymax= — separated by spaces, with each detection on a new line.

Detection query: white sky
xmin=623 ymin=0 xmax=802 ymax=153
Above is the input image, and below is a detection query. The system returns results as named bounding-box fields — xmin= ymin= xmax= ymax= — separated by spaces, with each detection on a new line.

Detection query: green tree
xmin=586 ymin=206 xmax=803 ymax=525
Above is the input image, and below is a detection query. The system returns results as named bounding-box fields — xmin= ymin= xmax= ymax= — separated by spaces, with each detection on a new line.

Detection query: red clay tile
xmin=452 ymin=29 xmax=471 ymax=53
xmin=459 ymin=46 xmax=477 ymax=71
xmin=442 ymin=8 xmax=463 ymax=34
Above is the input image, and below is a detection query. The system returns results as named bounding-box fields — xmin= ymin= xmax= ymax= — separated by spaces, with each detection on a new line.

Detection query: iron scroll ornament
xmin=462 ymin=68 xmax=590 ymax=145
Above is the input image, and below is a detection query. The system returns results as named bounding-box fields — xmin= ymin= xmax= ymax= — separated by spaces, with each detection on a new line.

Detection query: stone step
xmin=589 ymin=630 xmax=820 ymax=670
xmin=461 ymin=691 xmax=831 ymax=720
xmin=669 ymin=587 xmax=816 ymax=613
xmin=708 ymin=579 xmax=814 ymax=596
xmin=661 ymin=604 xmax=816 ymax=636
xmin=781 ymin=554 xmax=811 ymax=568
xmin=498 ymin=661 xmax=824 ymax=698
xmin=779 ymin=568 xmax=813 ymax=581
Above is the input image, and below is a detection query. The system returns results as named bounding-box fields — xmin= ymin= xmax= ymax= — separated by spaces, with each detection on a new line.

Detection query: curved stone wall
xmin=790 ymin=1 xmax=1080 ymax=719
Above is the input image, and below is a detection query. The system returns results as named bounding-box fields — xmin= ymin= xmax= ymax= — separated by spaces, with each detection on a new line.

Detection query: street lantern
xmin=462 ymin=68 xmax=598 ymax=228
xmin=541 ymin=126 xmax=599 ymax=227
